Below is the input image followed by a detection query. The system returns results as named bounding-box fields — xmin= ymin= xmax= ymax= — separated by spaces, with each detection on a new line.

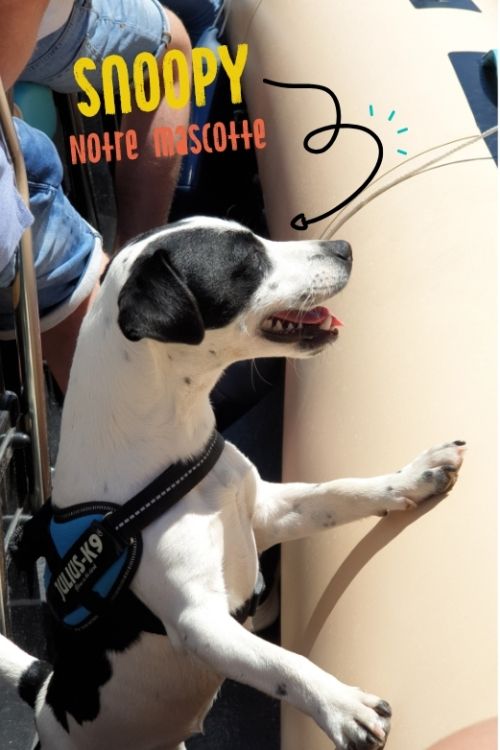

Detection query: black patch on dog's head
xmin=118 ymin=222 xmax=271 ymax=344
xmin=118 ymin=249 xmax=205 ymax=344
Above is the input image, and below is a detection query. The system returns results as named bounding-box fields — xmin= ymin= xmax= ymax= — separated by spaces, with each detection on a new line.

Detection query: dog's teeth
xmin=263 ymin=317 xmax=303 ymax=333
xmin=320 ymin=316 xmax=332 ymax=331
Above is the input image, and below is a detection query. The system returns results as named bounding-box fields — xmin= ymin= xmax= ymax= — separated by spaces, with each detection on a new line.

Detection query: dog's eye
xmin=252 ymin=250 xmax=268 ymax=271
xmin=232 ymin=249 xmax=268 ymax=281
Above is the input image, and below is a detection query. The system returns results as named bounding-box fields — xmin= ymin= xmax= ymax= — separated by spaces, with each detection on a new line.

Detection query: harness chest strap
xmin=106 ymin=430 xmax=226 ymax=542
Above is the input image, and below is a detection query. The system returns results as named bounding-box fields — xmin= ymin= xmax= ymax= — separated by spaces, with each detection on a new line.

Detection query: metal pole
xmin=0 ymin=540 xmax=10 ymax=636
xmin=0 ymin=519 xmax=10 ymax=636
xmin=0 ymin=80 xmax=51 ymax=513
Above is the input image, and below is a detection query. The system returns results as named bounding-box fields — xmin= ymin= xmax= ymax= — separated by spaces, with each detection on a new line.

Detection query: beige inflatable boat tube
xmin=229 ymin=1 xmax=497 ymax=748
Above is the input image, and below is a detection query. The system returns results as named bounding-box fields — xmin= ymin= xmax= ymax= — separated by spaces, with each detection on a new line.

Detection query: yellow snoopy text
xmin=73 ymin=43 xmax=249 ymax=117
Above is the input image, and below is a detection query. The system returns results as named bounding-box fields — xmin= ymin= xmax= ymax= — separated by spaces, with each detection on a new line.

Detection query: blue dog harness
xmin=43 ymin=502 xmax=143 ymax=630
xmin=13 ymin=431 xmax=228 ymax=632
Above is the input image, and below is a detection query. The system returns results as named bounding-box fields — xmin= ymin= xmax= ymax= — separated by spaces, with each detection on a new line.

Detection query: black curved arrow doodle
xmin=263 ymin=79 xmax=384 ymax=231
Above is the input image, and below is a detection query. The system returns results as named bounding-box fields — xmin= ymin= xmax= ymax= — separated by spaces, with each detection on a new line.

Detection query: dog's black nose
xmin=323 ymin=240 xmax=352 ymax=264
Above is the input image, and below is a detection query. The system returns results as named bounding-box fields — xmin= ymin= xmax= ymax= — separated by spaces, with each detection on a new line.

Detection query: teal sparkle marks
xmin=367 ymin=103 xmax=409 ymax=156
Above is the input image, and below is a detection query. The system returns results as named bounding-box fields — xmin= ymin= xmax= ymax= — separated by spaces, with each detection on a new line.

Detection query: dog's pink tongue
xmin=273 ymin=306 xmax=343 ymax=327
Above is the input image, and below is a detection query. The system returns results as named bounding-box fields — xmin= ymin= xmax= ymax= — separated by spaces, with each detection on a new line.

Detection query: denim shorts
xmin=20 ymin=0 xmax=171 ymax=93
xmin=0 ymin=119 xmax=103 ymax=337
xmin=0 ymin=135 xmax=33 ymax=267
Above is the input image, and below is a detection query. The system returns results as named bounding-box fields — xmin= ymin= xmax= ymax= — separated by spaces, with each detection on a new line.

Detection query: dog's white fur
xmin=0 ymin=217 xmax=464 ymax=750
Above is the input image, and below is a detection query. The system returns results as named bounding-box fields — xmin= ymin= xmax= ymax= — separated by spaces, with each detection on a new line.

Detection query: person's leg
xmin=0 ymin=119 xmax=105 ymax=393
xmin=40 ymin=252 xmax=106 ymax=392
xmin=158 ymin=0 xmax=222 ymax=45
xmin=20 ymin=0 xmax=192 ymax=251
xmin=115 ymin=8 xmax=192 ymax=249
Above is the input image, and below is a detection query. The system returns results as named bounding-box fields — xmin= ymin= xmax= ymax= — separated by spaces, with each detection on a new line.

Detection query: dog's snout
xmin=314 ymin=240 xmax=352 ymax=266
xmin=328 ymin=240 xmax=352 ymax=264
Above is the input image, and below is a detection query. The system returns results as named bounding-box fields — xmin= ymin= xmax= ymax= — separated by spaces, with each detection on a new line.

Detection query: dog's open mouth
xmin=260 ymin=306 xmax=343 ymax=349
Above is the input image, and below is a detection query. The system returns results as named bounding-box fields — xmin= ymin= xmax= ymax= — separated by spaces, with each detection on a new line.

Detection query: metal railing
xmin=0 ymin=78 xmax=51 ymax=636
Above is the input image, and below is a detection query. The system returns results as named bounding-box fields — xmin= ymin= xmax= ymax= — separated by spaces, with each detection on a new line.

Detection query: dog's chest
xmin=201 ymin=447 xmax=260 ymax=609
xmin=134 ymin=443 xmax=261 ymax=620
xmin=218 ymin=490 xmax=260 ymax=611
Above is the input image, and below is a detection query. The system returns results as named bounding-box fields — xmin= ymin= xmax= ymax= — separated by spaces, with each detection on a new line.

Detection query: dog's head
xmin=113 ymin=217 xmax=352 ymax=360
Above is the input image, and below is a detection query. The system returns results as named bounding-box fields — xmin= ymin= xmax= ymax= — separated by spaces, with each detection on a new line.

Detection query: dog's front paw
xmin=317 ymin=685 xmax=391 ymax=749
xmin=380 ymin=440 xmax=466 ymax=514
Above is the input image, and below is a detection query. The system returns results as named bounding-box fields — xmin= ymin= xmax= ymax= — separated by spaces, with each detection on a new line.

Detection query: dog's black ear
xmin=117 ymin=248 xmax=205 ymax=344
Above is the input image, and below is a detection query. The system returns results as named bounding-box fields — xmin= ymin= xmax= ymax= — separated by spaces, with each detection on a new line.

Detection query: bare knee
xmin=161 ymin=9 xmax=192 ymax=68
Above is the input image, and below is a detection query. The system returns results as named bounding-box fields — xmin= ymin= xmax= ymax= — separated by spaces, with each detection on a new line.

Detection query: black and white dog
xmin=0 ymin=217 xmax=464 ymax=750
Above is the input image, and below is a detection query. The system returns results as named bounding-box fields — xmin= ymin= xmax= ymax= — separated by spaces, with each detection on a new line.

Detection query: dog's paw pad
xmin=418 ymin=465 xmax=458 ymax=495
xmin=345 ymin=722 xmax=387 ymax=750
xmin=382 ymin=440 xmax=465 ymax=511
xmin=348 ymin=735 xmax=381 ymax=750
xmin=332 ymin=690 xmax=390 ymax=749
